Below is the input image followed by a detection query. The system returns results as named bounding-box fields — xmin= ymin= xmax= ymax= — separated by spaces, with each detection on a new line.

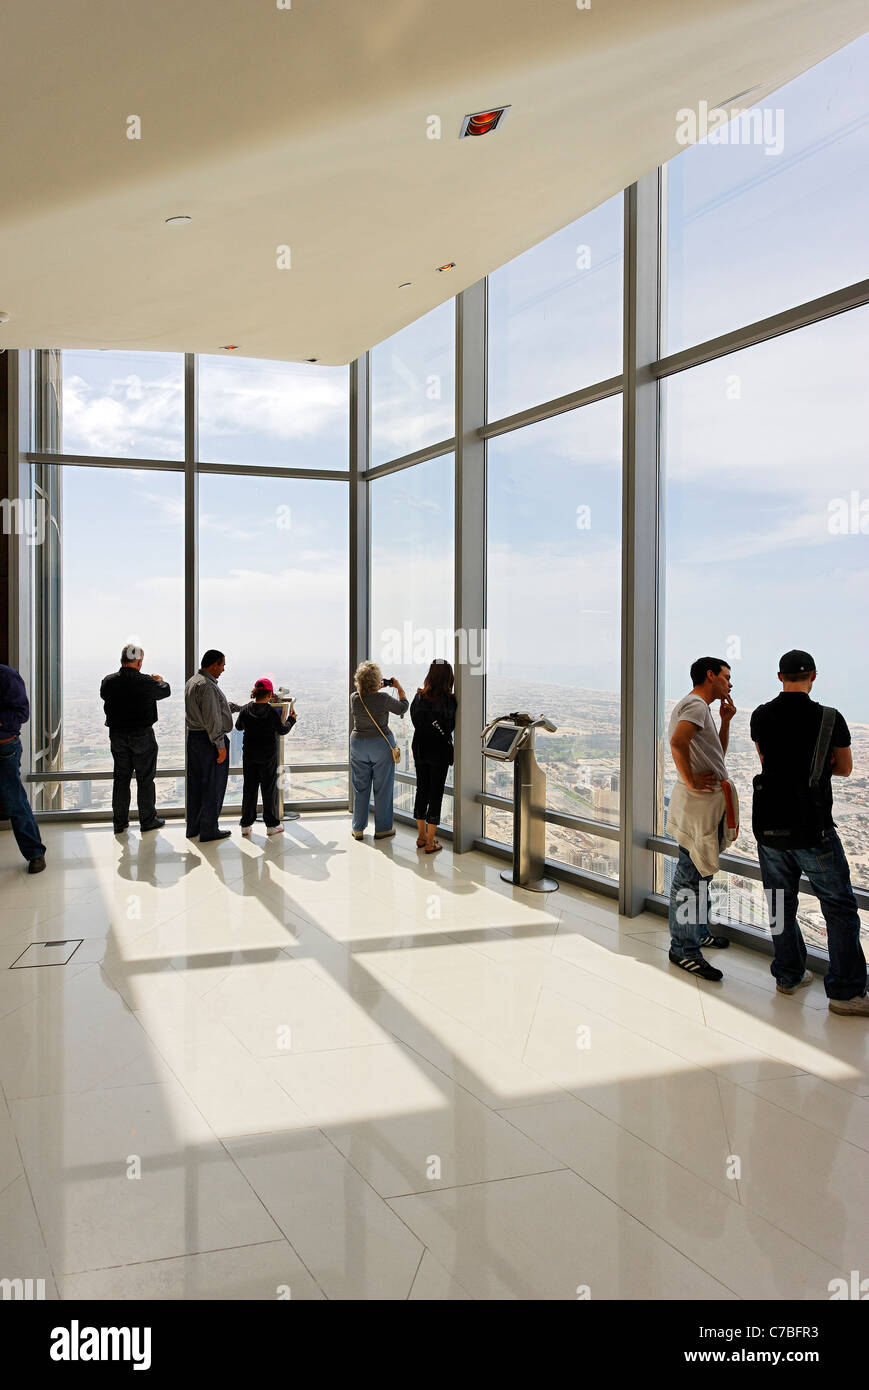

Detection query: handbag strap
xmin=358 ymin=692 xmax=392 ymax=747
xmin=809 ymin=706 xmax=837 ymax=787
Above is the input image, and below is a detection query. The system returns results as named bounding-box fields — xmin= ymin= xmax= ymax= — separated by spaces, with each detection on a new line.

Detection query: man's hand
xmin=216 ymin=746 xmax=227 ymax=764
xmin=719 ymin=694 xmax=736 ymax=724
xmin=151 ymin=673 xmax=163 ymax=682
xmin=691 ymin=771 xmax=717 ymax=793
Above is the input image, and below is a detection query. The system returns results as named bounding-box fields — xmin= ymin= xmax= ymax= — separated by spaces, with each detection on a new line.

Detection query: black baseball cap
xmin=779 ymin=649 xmax=816 ymax=676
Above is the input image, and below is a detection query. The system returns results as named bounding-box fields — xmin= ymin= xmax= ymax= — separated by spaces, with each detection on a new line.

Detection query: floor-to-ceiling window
xmin=659 ymin=33 xmax=869 ymax=945
xmin=31 ymin=350 xmax=349 ymax=816
xmin=368 ymin=303 xmax=456 ymax=825
xmin=484 ymin=194 xmax=623 ymax=878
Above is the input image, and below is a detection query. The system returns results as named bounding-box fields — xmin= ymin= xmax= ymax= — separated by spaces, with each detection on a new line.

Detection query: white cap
xmin=124 ymin=644 xmax=144 ymax=661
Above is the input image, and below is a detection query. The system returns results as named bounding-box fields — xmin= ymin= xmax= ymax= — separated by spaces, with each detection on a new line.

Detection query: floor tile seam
xmin=687 ymin=1005 xmax=869 ymax=1099
xmin=535 ymin=969 xmax=790 ymax=1087
xmin=375 ymin=1162 xmax=569 ymax=1203
xmin=556 ymin=1085 xmax=740 ymax=1200
xmin=0 ymin=960 xmax=105 ymax=1028
xmin=391 ymin=1025 xmax=577 ymax=1112
xmin=716 ymin=1073 xmax=869 ymax=1161
xmin=211 ymin=1128 xmax=331 ymax=1298
xmin=308 ymin=1124 xmax=425 ymax=1297
xmin=388 ymin=1166 xmax=744 ymax=1301
xmin=335 ymin=969 xmax=535 ymax=1067
xmin=57 ymin=1238 xmax=292 ymax=1282
xmin=495 ymin=1108 xmax=847 ymax=1298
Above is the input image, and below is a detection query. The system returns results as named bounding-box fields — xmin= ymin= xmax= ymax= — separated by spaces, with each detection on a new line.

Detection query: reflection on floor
xmin=1 ymin=815 xmax=867 ymax=1300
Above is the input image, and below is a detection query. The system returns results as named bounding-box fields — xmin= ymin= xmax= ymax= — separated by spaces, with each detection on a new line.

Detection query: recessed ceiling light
xmin=220 ymin=344 xmax=239 ymax=351
xmin=460 ymin=106 xmax=510 ymax=138
xmin=436 ymin=263 xmax=455 ymax=273
xmin=165 ymin=215 xmax=192 ymax=225
xmin=304 ymin=357 xmax=318 ymax=363
xmin=0 ymin=311 xmax=10 ymax=324
xmin=399 ymin=282 xmax=411 ymax=289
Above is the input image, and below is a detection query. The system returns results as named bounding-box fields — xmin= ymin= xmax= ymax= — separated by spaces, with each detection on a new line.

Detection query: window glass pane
xmin=370 ymin=302 xmax=455 ymax=467
xmin=666 ymin=34 xmax=869 ymax=352
xmin=656 ymin=857 xmax=869 ymax=951
xmin=659 ymin=308 xmax=869 ymax=893
xmin=58 ymin=467 xmax=185 ymax=775
xmin=370 ymin=456 xmax=454 ymax=775
xmin=485 ymin=398 xmax=622 ymax=843
xmin=486 ymin=807 xmax=619 ymax=881
xmin=487 ymin=194 xmax=623 ymax=422
xmin=55 ymin=351 xmax=184 ymax=460
xmin=198 ymin=475 xmax=348 ymax=766
xmin=198 ymin=357 xmax=349 ymax=469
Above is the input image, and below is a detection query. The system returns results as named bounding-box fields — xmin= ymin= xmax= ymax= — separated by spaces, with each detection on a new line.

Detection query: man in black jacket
xmin=100 ymin=644 xmax=171 ymax=834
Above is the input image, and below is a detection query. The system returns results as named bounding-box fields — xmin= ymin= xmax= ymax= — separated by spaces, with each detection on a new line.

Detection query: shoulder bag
xmin=358 ymin=693 xmax=402 ymax=764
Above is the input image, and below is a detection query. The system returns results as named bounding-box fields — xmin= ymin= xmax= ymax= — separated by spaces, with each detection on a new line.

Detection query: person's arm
xmin=385 ymin=686 xmax=409 ymax=716
xmin=235 ymin=708 xmax=247 ymax=732
xmin=670 ymin=719 xmax=716 ymax=792
xmin=718 ymin=693 xmax=736 ymax=755
xmin=754 ymin=741 xmax=763 ymax=764
xmin=830 ymin=747 xmax=852 ymax=777
xmin=2 ymin=668 xmax=30 ymax=727
xmin=829 ymin=712 xmax=851 ymax=777
xmin=443 ymin=699 xmax=457 ymax=737
xmin=151 ymin=675 xmax=171 ymax=700
xmin=201 ymin=682 xmax=231 ymax=749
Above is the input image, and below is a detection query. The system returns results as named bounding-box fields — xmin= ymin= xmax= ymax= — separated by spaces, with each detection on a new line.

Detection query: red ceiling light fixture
xmin=220 ymin=344 xmax=239 ymax=351
xmin=459 ymin=106 xmax=510 ymax=138
xmin=436 ymin=263 xmax=455 ymax=273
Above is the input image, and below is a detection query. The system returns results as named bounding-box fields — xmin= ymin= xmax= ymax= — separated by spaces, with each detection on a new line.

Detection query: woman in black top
xmin=411 ymin=659 xmax=457 ymax=854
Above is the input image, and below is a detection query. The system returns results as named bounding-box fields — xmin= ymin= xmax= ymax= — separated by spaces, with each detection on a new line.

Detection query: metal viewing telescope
xmin=481 ymin=712 xmax=558 ymax=893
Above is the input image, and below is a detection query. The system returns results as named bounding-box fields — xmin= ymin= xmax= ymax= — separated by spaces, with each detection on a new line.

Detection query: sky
xmin=52 ymin=32 xmax=869 ymax=733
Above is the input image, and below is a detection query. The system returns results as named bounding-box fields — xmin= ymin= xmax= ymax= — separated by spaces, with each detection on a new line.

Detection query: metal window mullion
xmin=619 ymin=174 xmax=663 ymax=916
xmin=480 ymin=374 xmax=624 ymax=440
xmin=652 ymin=276 xmax=869 ymax=379
xmin=362 ymin=436 xmax=456 ymax=480
xmin=453 ymin=281 xmax=486 ymax=853
xmin=349 ymin=354 xmax=370 ymax=805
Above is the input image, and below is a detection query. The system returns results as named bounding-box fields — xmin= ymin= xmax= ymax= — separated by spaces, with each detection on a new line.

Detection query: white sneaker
xmin=266 ymin=825 xmax=284 ymax=836
xmin=241 ymin=825 xmax=253 ymax=838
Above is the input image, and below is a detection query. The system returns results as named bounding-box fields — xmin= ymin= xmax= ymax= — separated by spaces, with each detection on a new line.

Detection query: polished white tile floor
xmin=1 ymin=815 xmax=867 ymax=1300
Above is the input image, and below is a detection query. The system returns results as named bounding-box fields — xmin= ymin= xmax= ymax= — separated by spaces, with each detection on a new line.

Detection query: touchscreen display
xmin=487 ymin=726 xmax=518 ymax=753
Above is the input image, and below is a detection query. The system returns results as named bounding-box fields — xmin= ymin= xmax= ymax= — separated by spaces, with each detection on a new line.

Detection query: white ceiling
xmin=1 ymin=0 xmax=867 ymax=364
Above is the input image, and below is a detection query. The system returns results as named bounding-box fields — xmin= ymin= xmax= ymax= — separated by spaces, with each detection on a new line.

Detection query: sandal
xmin=425 ymin=840 xmax=443 ymax=854
xmin=416 ymin=837 xmax=427 ymax=848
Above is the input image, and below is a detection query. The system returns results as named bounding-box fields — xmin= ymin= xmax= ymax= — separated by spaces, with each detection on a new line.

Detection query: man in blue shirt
xmin=0 ymin=663 xmax=46 ymax=873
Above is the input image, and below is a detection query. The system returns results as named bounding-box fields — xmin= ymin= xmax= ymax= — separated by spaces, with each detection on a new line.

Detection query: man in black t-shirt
xmin=750 ymin=649 xmax=867 ymax=1015
xmin=100 ymin=644 xmax=171 ymax=834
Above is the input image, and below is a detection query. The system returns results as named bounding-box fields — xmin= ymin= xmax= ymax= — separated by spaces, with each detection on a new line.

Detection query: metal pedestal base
xmin=501 ymin=869 xmax=558 ymax=894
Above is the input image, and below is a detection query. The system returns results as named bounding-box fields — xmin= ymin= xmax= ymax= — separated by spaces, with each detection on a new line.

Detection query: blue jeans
xmin=0 ymin=737 xmax=46 ymax=863
xmin=668 ymin=846 xmax=713 ymax=958
xmin=350 ymin=735 xmax=396 ymax=833
xmin=758 ymin=830 xmax=866 ymax=1001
